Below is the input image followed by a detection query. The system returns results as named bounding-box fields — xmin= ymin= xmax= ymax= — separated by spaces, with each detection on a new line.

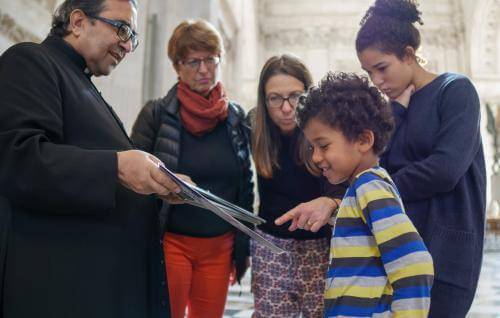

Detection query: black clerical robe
xmin=0 ymin=36 xmax=169 ymax=318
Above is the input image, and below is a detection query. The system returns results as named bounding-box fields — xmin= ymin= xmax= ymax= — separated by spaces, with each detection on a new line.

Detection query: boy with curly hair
xmin=281 ymin=72 xmax=434 ymax=317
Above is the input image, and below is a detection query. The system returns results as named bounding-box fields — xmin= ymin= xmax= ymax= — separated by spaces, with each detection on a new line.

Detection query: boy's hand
xmin=393 ymin=84 xmax=415 ymax=108
xmin=275 ymin=197 xmax=339 ymax=232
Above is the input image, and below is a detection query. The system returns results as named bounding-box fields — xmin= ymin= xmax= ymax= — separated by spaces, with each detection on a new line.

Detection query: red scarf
xmin=177 ymin=81 xmax=229 ymax=136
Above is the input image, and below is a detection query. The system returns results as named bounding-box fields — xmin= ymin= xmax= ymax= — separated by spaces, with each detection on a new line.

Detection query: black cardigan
xmin=131 ymin=84 xmax=254 ymax=282
xmin=381 ymin=73 xmax=486 ymax=314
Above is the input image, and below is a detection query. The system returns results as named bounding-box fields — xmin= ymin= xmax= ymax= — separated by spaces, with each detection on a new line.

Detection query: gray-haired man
xmin=0 ymin=0 xmax=177 ymax=317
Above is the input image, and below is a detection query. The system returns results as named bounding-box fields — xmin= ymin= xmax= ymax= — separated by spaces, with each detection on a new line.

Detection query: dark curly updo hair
xmin=297 ymin=72 xmax=394 ymax=155
xmin=356 ymin=0 xmax=423 ymax=59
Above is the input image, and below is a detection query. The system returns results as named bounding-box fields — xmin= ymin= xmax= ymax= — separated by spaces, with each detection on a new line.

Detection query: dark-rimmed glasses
xmin=87 ymin=15 xmax=139 ymax=51
xmin=266 ymin=91 xmax=304 ymax=109
xmin=179 ymin=56 xmax=221 ymax=71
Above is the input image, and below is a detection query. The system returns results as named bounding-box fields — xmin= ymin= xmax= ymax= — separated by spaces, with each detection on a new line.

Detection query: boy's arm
xmin=356 ymin=176 xmax=434 ymax=317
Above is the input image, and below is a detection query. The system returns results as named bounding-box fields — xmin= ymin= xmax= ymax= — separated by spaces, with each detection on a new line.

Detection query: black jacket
xmin=131 ymin=84 xmax=254 ymax=282
xmin=0 ymin=36 xmax=169 ymax=317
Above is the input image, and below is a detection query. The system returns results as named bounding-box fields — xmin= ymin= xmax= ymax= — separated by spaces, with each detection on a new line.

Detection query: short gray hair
xmin=49 ymin=0 xmax=137 ymax=38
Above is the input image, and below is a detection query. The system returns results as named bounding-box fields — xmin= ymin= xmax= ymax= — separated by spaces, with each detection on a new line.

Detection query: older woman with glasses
xmin=131 ymin=19 xmax=253 ymax=318
xmin=248 ymin=54 xmax=345 ymax=317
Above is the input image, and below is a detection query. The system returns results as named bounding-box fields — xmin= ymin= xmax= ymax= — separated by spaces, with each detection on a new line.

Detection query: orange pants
xmin=163 ymin=231 xmax=234 ymax=318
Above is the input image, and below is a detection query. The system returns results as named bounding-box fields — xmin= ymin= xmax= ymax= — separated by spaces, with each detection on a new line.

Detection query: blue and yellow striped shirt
xmin=324 ymin=167 xmax=434 ymax=317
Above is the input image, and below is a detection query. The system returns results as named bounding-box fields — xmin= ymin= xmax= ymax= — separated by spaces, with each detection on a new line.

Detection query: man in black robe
xmin=0 ymin=0 xmax=180 ymax=317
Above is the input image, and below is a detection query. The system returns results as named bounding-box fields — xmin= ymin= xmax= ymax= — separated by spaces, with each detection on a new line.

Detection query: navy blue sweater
xmin=381 ymin=73 xmax=486 ymax=307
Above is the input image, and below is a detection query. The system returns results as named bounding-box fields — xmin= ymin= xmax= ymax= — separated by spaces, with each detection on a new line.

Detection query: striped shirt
xmin=324 ymin=167 xmax=434 ymax=317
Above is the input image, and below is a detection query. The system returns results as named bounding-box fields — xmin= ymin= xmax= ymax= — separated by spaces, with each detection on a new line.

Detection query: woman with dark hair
xmin=356 ymin=1 xmax=486 ymax=316
xmin=131 ymin=19 xmax=253 ymax=318
xmin=248 ymin=54 xmax=345 ymax=317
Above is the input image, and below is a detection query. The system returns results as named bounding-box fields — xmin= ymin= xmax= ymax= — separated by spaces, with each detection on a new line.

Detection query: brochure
xmin=157 ymin=162 xmax=286 ymax=254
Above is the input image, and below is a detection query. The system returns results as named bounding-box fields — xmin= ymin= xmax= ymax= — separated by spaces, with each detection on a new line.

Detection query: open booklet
xmin=157 ymin=162 xmax=286 ymax=254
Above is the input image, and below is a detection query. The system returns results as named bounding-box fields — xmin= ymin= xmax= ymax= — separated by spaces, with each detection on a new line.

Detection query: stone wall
xmin=0 ymin=0 xmax=258 ymax=131
xmin=95 ymin=0 xmax=259 ymax=130
xmin=258 ymin=0 xmax=500 ymax=204
xmin=138 ymin=0 xmax=260 ymax=113
xmin=2 ymin=0 xmax=500 ymax=203
xmin=0 ymin=0 xmax=50 ymax=51
xmin=258 ymin=0 xmax=467 ymax=81
xmin=463 ymin=0 xmax=500 ymax=204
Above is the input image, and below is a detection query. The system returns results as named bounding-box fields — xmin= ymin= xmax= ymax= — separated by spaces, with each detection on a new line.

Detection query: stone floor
xmin=468 ymin=252 xmax=500 ymax=318
xmin=223 ymin=252 xmax=500 ymax=318
xmin=223 ymin=273 xmax=253 ymax=318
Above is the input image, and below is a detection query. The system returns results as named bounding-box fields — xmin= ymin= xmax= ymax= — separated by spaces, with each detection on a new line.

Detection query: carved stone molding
xmin=34 ymin=0 xmax=58 ymax=12
xmin=263 ymin=24 xmax=463 ymax=52
xmin=262 ymin=27 xmax=354 ymax=50
xmin=421 ymin=27 xmax=463 ymax=48
xmin=0 ymin=9 xmax=40 ymax=43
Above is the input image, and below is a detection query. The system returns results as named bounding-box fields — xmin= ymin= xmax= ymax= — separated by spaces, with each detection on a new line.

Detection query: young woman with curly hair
xmin=356 ymin=1 xmax=486 ymax=316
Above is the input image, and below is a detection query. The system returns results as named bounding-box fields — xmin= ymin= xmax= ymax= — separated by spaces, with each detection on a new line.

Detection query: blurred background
xmin=1 ymin=1 xmax=500 ymax=316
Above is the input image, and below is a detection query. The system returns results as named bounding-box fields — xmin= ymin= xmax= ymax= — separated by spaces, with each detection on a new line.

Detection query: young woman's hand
xmin=393 ymin=84 xmax=415 ymax=108
xmin=275 ymin=197 xmax=339 ymax=232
